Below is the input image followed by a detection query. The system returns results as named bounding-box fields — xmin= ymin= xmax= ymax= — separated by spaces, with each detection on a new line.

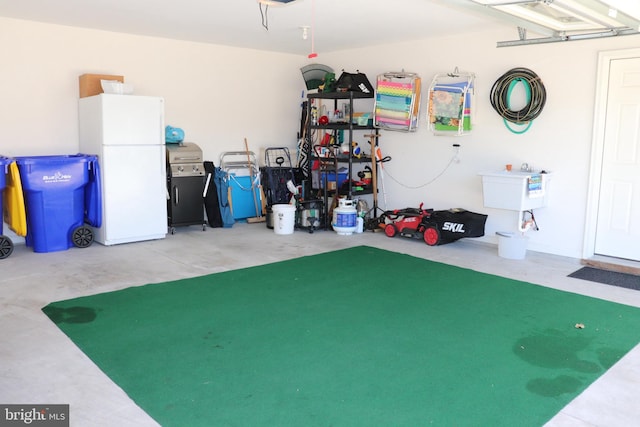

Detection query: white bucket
xmin=272 ymin=204 xmax=296 ymax=235
xmin=497 ymin=232 xmax=528 ymax=260
xmin=332 ymin=199 xmax=357 ymax=235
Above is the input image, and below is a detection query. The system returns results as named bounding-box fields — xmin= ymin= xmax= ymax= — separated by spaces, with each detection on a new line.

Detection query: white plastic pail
xmin=272 ymin=204 xmax=296 ymax=235
xmin=497 ymin=232 xmax=528 ymax=259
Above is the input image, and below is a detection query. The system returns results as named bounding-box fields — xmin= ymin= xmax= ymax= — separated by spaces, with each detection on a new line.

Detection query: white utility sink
xmin=479 ymin=170 xmax=551 ymax=211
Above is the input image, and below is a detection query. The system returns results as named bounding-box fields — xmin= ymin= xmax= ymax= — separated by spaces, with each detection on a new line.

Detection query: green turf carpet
xmin=42 ymin=246 xmax=640 ymax=427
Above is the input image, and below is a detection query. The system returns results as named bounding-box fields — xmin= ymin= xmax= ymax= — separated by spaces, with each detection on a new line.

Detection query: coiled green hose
xmin=490 ymin=68 xmax=546 ymax=134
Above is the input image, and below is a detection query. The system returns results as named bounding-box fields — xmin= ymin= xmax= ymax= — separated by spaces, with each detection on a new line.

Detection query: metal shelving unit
xmin=306 ymin=91 xmax=378 ymax=229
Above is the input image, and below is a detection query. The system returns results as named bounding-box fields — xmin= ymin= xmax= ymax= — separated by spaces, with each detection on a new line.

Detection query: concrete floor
xmin=1 ymin=223 xmax=639 ymax=426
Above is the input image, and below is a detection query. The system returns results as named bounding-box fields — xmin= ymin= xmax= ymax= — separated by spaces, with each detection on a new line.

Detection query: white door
xmin=594 ymin=57 xmax=640 ymax=261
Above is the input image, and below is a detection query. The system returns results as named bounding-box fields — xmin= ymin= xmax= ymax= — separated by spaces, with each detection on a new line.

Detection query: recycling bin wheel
xmin=423 ymin=225 xmax=440 ymax=246
xmin=0 ymin=235 xmax=13 ymax=259
xmin=72 ymin=226 xmax=93 ymax=248
xmin=384 ymin=223 xmax=398 ymax=238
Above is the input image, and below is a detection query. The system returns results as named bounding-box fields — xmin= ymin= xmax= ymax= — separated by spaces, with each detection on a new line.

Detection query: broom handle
xmin=365 ymin=133 xmax=379 ymax=212
xmin=244 ymin=138 xmax=261 ymax=217
xmin=371 ymin=135 xmax=378 ymax=211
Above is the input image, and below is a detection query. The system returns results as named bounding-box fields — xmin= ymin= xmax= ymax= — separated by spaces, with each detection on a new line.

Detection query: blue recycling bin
xmin=0 ymin=155 xmax=14 ymax=259
xmin=0 ymin=156 xmax=9 ymax=221
xmin=16 ymin=154 xmax=102 ymax=253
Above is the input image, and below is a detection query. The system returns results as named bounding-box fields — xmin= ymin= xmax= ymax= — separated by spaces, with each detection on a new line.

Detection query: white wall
xmin=321 ymin=30 xmax=640 ymax=259
xmin=3 ymin=16 xmax=640 ymax=259
xmin=0 ymin=17 xmax=305 ymax=162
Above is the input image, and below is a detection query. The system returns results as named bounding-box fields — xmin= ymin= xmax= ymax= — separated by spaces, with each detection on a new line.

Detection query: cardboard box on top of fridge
xmin=79 ymin=74 xmax=124 ymax=98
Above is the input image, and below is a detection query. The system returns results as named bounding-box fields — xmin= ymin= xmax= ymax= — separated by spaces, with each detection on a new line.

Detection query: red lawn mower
xmin=379 ymin=205 xmax=487 ymax=246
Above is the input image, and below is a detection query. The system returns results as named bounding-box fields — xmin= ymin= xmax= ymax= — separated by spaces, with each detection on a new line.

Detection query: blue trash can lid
xmin=15 ymin=154 xmax=97 ymax=165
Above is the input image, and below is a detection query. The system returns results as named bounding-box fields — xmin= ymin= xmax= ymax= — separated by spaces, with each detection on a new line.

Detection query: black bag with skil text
xmin=428 ymin=209 xmax=487 ymax=245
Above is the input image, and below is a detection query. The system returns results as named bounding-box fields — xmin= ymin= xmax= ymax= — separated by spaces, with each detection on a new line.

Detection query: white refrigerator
xmin=79 ymin=94 xmax=167 ymax=245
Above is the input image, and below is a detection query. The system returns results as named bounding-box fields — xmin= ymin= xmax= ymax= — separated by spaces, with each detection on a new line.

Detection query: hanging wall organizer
xmin=374 ymin=71 xmax=421 ymax=132
xmin=428 ymin=68 xmax=475 ymax=136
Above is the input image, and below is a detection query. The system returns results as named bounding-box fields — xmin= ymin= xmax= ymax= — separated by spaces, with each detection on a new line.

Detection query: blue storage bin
xmin=0 ymin=156 xmax=9 ymax=236
xmin=311 ymin=169 xmax=350 ymax=190
xmin=0 ymin=156 xmax=12 ymax=259
xmin=16 ymin=154 xmax=101 ymax=253
xmin=321 ymin=171 xmax=349 ymax=189
xmin=0 ymin=156 xmax=9 ymax=230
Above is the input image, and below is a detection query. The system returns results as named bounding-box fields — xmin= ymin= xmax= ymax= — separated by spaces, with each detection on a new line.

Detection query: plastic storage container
xmin=0 ymin=156 xmax=9 ymax=214
xmin=0 ymin=156 xmax=13 ymax=259
xmin=3 ymin=159 xmax=28 ymax=239
xmin=16 ymin=154 xmax=102 ymax=253
xmin=311 ymin=169 xmax=349 ymax=190
xmin=320 ymin=171 xmax=349 ymax=190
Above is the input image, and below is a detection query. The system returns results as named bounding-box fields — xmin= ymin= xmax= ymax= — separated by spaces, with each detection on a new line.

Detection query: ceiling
xmin=2 ymin=0 xmax=639 ymax=56
xmin=0 ymin=0 xmax=507 ymax=56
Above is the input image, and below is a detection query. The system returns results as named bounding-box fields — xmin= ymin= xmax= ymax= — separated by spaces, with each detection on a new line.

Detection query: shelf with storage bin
xmin=306 ymin=90 xmax=378 ymax=229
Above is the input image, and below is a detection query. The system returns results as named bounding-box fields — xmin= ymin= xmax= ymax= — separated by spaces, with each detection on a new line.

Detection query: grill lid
xmin=166 ymin=142 xmax=203 ymax=165
xmin=166 ymin=142 xmax=205 ymax=177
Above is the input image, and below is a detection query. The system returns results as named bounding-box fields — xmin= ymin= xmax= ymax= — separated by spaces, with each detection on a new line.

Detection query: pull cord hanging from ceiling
xmin=489 ymin=68 xmax=546 ymax=134
xmin=308 ymin=0 xmax=317 ymax=58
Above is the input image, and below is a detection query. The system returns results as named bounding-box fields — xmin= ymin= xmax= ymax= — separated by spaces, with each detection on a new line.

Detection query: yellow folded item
xmin=3 ymin=161 xmax=27 ymax=237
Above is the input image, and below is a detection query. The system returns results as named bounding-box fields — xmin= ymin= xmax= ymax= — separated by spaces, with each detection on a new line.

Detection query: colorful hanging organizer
xmin=428 ymin=68 xmax=475 ymax=136
xmin=374 ymin=71 xmax=421 ymax=132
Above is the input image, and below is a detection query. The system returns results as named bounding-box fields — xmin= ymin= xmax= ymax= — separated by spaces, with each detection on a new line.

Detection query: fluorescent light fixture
xmin=465 ymin=0 xmax=640 ymax=46
xmin=470 ymin=0 xmax=640 ymax=33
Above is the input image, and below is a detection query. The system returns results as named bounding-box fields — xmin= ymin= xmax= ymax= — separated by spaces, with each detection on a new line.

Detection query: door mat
xmin=569 ymin=267 xmax=640 ymax=290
